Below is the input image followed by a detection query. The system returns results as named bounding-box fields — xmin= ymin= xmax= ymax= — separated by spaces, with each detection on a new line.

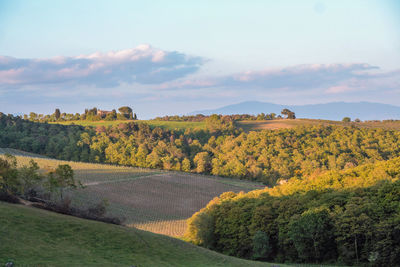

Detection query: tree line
xmin=23 ymin=106 xmax=137 ymax=122
xmin=0 ymin=154 xmax=121 ymax=224
xmin=154 ymin=109 xmax=296 ymax=122
xmin=0 ymin=154 xmax=79 ymax=203
xmin=1 ymin=113 xmax=400 ymax=186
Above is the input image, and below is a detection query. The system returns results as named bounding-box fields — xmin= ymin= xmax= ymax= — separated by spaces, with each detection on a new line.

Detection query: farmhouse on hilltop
xmin=97 ymin=109 xmax=112 ymax=118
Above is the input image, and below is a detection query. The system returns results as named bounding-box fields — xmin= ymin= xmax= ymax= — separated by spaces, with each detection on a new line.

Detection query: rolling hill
xmin=190 ymin=101 xmax=400 ymax=121
xmin=0 ymin=202 xmax=280 ymax=267
xmin=235 ymin=118 xmax=400 ymax=131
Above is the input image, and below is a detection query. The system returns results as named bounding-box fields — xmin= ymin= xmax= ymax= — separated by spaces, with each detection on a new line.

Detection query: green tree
xmin=186 ymin=212 xmax=215 ymax=248
xmin=334 ymin=197 xmax=374 ymax=265
xmin=252 ymin=231 xmax=272 ymax=260
xmin=118 ymin=106 xmax=133 ymax=119
xmin=54 ymin=108 xmax=61 ymax=120
xmin=257 ymin=113 xmax=266 ymax=120
xmin=29 ymin=112 xmax=38 ymax=121
xmin=0 ymin=155 xmax=44 ymax=200
xmin=288 ymin=208 xmax=335 ymax=263
xmin=193 ymin=152 xmax=211 ymax=173
xmin=17 ymin=159 xmax=43 ymax=198
xmin=342 ymin=117 xmax=351 ymax=122
xmin=182 ymin=158 xmax=191 ymax=172
xmin=281 ymin=109 xmax=296 ymax=119
xmin=46 ymin=164 xmax=81 ymax=201
xmin=105 ymin=110 xmax=117 ymax=121
xmin=204 ymin=114 xmax=234 ymax=133
xmin=0 ymin=155 xmax=19 ymax=196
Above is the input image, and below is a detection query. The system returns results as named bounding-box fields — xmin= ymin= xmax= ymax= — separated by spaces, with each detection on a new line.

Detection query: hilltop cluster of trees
xmin=185 ymin=157 xmax=400 ymax=265
xmin=154 ymin=109 xmax=296 ymax=122
xmin=2 ymin=113 xmax=400 ymax=186
xmin=23 ymin=106 xmax=137 ymax=123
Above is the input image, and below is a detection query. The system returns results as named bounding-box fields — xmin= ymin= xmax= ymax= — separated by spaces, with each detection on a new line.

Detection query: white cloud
xmin=0 ymin=44 xmax=204 ymax=88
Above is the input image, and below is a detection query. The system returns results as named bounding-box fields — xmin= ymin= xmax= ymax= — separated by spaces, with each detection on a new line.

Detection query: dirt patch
xmin=236 ymin=120 xmax=297 ymax=131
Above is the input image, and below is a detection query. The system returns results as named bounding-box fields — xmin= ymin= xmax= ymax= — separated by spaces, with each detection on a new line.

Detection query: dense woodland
xmin=185 ymin=157 xmax=400 ymax=266
xmin=1 ymin=113 xmax=400 ymax=186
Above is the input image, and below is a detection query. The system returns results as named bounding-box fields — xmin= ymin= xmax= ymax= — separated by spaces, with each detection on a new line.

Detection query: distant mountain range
xmin=189 ymin=101 xmax=400 ymax=121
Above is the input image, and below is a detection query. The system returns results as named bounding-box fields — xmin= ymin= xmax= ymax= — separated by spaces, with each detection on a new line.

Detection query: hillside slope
xmin=0 ymin=153 xmax=264 ymax=237
xmin=236 ymin=118 xmax=400 ymax=132
xmin=186 ymin=157 xmax=400 ymax=265
xmin=0 ymin=202 xmax=280 ymax=267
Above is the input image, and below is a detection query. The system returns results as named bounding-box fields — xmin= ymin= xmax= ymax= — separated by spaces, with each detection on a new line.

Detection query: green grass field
xmin=50 ymin=119 xmax=206 ymax=131
xmin=0 ymin=202 xmax=284 ymax=267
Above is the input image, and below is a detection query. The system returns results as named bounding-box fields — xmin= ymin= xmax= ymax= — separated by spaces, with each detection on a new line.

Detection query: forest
xmin=1 ymin=113 xmax=400 ymax=186
xmin=185 ymin=157 xmax=400 ymax=266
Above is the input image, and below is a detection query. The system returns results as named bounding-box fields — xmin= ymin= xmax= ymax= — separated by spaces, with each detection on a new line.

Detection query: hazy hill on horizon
xmin=189 ymin=101 xmax=400 ymax=121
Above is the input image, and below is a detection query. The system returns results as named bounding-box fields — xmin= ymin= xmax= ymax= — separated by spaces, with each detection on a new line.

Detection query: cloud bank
xmin=0 ymin=44 xmax=204 ymax=88
xmin=0 ymin=45 xmax=399 ymax=118
xmin=161 ymin=63 xmax=387 ymax=91
xmin=226 ymin=63 xmax=380 ymax=90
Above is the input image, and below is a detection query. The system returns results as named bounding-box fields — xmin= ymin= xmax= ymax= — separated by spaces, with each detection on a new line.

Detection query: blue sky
xmin=0 ymin=0 xmax=399 ymax=118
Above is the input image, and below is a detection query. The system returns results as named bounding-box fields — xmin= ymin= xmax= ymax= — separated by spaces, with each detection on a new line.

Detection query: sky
xmin=0 ymin=0 xmax=399 ymax=118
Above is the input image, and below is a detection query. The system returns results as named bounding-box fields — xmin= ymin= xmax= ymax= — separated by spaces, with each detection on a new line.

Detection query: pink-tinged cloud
xmin=224 ymin=63 xmax=381 ymax=90
xmin=0 ymin=44 xmax=204 ymax=88
xmin=326 ymin=85 xmax=354 ymax=94
xmin=156 ymin=63 xmax=396 ymax=95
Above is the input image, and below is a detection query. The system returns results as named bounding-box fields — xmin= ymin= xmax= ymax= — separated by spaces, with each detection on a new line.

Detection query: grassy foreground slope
xmin=0 ymin=202 xmax=277 ymax=267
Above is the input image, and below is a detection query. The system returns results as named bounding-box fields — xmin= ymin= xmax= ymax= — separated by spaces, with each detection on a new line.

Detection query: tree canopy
xmin=2 ymin=113 xmax=400 ymax=186
xmin=185 ymin=157 xmax=400 ymax=265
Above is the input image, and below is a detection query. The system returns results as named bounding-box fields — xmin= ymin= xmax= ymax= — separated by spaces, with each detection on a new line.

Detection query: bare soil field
xmin=236 ymin=120 xmax=296 ymax=131
xmin=74 ymin=171 xmax=263 ymax=237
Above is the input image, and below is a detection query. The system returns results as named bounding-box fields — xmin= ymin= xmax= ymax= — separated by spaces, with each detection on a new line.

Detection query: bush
xmin=32 ymin=199 xmax=123 ymax=225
